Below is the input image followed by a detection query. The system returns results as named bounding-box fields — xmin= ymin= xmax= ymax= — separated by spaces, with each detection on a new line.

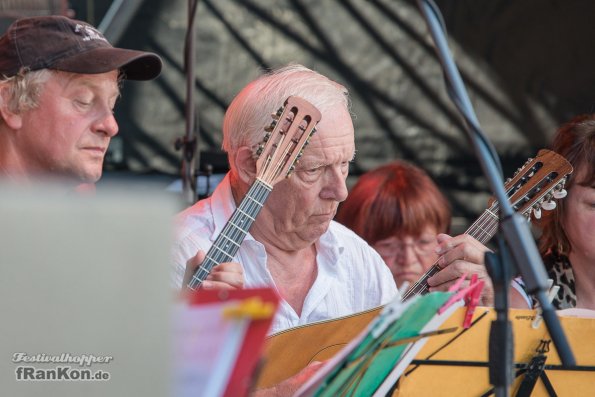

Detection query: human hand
xmin=183 ymin=250 xmax=244 ymax=291
xmin=426 ymin=233 xmax=494 ymax=305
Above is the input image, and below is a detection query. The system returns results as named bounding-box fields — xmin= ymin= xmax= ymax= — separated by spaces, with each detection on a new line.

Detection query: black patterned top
xmin=543 ymin=251 xmax=577 ymax=310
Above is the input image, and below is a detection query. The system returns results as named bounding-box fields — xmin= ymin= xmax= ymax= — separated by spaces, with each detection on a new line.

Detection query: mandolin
xmin=187 ymin=96 xmax=321 ymax=290
xmin=256 ymin=149 xmax=573 ymax=388
xmin=401 ymin=148 xmax=572 ymax=300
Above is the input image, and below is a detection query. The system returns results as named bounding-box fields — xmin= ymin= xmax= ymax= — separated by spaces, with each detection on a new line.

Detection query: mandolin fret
xmin=219 ymin=180 xmax=269 ymax=244
xmin=236 ymin=208 xmax=256 ymax=221
xmin=211 ymin=244 xmax=235 ymax=259
xmin=466 ymin=209 xmax=499 ymax=245
xmin=187 ymin=180 xmax=272 ymax=289
xmin=403 ymin=265 xmax=442 ymax=297
xmin=221 ymin=234 xmax=241 ymax=248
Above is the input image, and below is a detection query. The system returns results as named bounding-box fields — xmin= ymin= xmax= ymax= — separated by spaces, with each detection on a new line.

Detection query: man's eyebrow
xmin=70 ymin=75 xmax=121 ymax=97
xmin=296 ymin=162 xmax=325 ymax=170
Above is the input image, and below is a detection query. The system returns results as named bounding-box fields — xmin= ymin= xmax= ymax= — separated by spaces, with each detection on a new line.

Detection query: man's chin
xmin=305 ymin=219 xmax=332 ymax=239
xmin=77 ymin=168 xmax=102 ymax=184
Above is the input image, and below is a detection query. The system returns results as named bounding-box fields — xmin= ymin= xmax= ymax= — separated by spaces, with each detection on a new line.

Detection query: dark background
xmin=2 ymin=0 xmax=594 ymax=229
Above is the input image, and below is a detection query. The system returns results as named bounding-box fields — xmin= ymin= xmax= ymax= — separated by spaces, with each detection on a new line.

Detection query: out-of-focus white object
xmin=0 ymin=181 xmax=175 ymax=397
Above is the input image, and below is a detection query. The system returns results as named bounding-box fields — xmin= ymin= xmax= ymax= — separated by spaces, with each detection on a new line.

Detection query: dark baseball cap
xmin=0 ymin=15 xmax=162 ymax=80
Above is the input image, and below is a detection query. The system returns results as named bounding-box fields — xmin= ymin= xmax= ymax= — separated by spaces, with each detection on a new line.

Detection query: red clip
xmin=463 ymin=275 xmax=484 ymax=329
xmin=438 ymin=273 xmax=469 ymax=314
xmin=437 ymin=273 xmax=484 ymax=322
xmin=448 ymin=272 xmax=468 ymax=293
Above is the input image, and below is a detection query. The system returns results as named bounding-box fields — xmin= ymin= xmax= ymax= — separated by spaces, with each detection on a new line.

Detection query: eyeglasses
xmin=374 ymin=236 xmax=438 ymax=258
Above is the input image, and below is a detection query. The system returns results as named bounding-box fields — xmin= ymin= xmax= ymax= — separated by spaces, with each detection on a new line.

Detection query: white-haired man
xmin=173 ymin=64 xmax=399 ymax=329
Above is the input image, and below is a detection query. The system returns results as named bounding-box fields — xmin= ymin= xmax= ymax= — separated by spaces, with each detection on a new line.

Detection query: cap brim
xmin=52 ymin=47 xmax=162 ymax=81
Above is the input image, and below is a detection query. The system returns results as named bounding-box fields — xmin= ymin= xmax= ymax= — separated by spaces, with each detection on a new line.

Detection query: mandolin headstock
xmin=254 ymin=96 xmax=321 ymax=187
xmin=488 ymin=149 xmax=573 ymax=220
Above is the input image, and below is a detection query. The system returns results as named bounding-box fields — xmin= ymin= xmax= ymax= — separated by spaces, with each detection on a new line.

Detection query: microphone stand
xmin=175 ymin=0 xmax=201 ymax=204
xmin=415 ymin=0 xmax=575 ymax=395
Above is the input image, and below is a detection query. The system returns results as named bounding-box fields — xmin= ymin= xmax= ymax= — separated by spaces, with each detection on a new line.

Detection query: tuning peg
xmin=553 ymin=189 xmax=567 ymax=199
xmin=255 ymin=145 xmax=264 ymax=156
xmin=541 ymin=200 xmax=556 ymax=211
xmin=533 ymin=205 xmax=542 ymax=219
xmin=265 ymin=120 xmax=278 ymax=132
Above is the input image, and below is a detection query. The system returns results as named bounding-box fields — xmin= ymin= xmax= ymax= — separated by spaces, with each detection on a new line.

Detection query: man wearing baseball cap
xmin=0 ymin=16 xmax=244 ymax=291
xmin=0 ymin=15 xmax=162 ymax=185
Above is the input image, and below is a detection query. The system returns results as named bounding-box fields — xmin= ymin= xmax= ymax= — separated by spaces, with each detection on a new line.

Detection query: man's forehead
xmin=311 ymin=130 xmax=354 ymax=151
xmin=297 ymin=139 xmax=355 ymax=166
xmin=56 ymin=70 xmax=120 ymax=94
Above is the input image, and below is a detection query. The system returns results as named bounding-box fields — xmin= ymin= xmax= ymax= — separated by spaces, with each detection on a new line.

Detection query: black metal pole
xmin=485 ymin=238 xmax=514 ymax=397
xmin=176 ymin=0 xmax=201 ymax=204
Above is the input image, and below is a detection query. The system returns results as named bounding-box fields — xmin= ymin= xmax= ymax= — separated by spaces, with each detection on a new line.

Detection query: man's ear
xmin=0 ymin=84 xmax=23 ymax=130
xmin=233 ymin=146 xmax=257 ymax=184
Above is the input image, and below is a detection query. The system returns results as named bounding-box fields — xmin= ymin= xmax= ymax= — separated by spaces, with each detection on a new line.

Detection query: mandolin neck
xmin=187 ymin=178 xmax=272 ymax=290
xmin=400 ymin=205 xmax=499 ymax=300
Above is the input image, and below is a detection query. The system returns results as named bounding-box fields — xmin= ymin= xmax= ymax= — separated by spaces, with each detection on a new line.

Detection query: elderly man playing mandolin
xmin=173 ymin=64 xmax=398 ymax=324
xmin=171 ymin=64 xmax=527 ymax=396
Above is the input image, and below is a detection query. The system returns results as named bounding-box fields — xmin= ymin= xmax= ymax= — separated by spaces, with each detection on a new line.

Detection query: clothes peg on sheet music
xmin=448 ymin=272 xmax=468 ymax=293
xmin=437 ymin=272 xmax=468 ymax=315
xmin=222 ymin=297 xmax=276 ymax=320
xmin=463 ymin=274 xmax=484 ymax=329
xmin=437 ymin=272 xmax=484 ymax=319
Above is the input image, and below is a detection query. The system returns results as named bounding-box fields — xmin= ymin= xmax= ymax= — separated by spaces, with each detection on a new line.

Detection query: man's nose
xmin=321 ymin=165 xmax=348 ymax=202
xmin=92 ymin=109 xmax=119 ymax=137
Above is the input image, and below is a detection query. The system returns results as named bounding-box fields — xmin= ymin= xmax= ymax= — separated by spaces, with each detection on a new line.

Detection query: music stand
xmin=395 ymin=307 xmax=595 ymax=397
xmin=414 ymin=1 xmax=575 ymax=395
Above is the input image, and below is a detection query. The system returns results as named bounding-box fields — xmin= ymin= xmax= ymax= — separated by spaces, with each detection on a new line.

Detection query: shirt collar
xmin=210 ymin=173 xmax=236 ymax=237
xmin=315 ymin=221 xmax=345 ymax=267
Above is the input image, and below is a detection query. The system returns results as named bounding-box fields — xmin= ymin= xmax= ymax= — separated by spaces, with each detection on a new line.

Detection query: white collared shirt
xmin=172 ymin=174 xmax=399 ymax=334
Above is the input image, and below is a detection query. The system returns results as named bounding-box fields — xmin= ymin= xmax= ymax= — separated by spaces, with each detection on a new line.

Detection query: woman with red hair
xmin=336 ymin=161 xmax=450 ymax=292
xmin=336 ymin=161 xmax=450 ymax=289
xmin=336 ymin=160 xmax=531 ymax=307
